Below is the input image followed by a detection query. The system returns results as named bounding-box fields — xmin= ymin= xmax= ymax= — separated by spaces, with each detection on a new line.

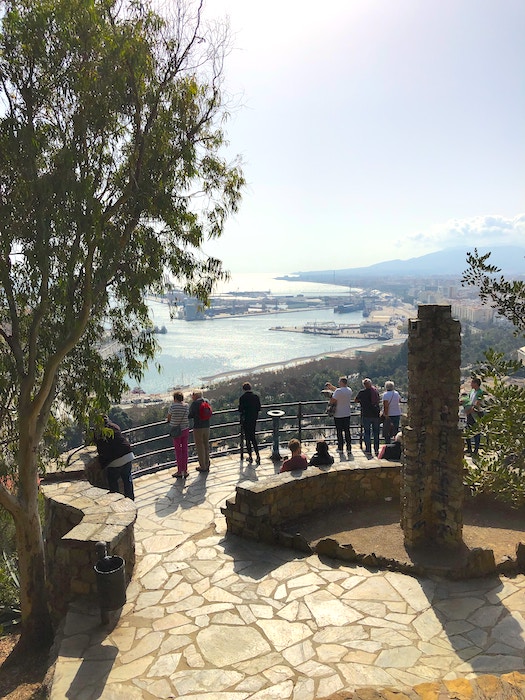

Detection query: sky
xmin=198 ymin=0 xmax=525 ymax=274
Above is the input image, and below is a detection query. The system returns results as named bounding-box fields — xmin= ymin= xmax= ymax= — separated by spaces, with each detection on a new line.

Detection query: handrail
xmin=125 ymin=400 xmax=366 ymax=477
xmin=67 ymin=399 xmax=406 ymax=476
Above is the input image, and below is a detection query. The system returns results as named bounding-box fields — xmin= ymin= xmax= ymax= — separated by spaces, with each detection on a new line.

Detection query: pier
xmin=270 ymin=321 xmax=393 ymax=340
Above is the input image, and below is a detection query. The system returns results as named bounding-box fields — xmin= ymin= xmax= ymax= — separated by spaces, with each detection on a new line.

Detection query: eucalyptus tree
xmin=0 ymin=0 xmax=243 ymax=651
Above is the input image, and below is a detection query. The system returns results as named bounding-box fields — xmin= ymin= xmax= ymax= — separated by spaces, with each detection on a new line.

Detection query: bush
xmin=464 ymin=350 xmax=525 ymax=507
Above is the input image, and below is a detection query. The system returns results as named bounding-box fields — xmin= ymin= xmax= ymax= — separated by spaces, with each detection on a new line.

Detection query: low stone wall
xmin=42 ymin=480 xmax=137 ymax=622
xmin=221 ymin=463 xmax=401 ymax=544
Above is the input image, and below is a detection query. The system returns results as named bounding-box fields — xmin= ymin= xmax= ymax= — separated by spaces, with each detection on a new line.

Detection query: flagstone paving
xmin=49 ymin=453 xmax=525 ymax=699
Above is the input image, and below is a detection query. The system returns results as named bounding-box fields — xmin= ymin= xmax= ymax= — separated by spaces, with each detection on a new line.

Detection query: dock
xmin=269 ymin=321 xmax=393 ymax=340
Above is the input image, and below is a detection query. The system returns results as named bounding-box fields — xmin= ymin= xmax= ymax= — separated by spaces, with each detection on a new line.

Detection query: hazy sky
xmin=200 ymin=0 xmax=524 ymax=274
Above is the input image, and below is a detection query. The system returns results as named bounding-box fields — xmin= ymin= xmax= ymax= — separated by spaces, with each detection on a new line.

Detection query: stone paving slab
xmin=50 ymin=452 xmax=525 ymax=699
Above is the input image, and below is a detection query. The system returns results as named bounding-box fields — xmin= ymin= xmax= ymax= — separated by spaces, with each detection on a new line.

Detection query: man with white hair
xmin=382 ymin=380 xmax=402 ymax=444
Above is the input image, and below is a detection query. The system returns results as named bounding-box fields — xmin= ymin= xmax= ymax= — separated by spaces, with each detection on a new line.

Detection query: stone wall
xmin=42 ymin=481 xmax=137 ymax=622
xmin=221 ymin=464 xmax=401 ymax=544
xmin=402 ymin=304 xmax=464 ymax=547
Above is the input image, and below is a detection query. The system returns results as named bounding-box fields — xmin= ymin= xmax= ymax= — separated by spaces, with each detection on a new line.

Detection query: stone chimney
xmin=401 ymin=305 xmax=464 ymax=547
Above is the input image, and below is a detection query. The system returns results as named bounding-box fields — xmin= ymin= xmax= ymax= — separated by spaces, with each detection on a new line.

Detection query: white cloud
xmin=401 ymin=214 xmax=525 ymax=251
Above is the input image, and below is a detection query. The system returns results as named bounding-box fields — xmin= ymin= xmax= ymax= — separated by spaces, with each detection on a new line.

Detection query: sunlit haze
xmin=197 ymin=0 xmax=524 ymax=274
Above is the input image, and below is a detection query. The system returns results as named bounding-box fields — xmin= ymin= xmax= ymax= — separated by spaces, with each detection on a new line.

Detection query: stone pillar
xmin=401 ymin=305 xmax=464 ymax=547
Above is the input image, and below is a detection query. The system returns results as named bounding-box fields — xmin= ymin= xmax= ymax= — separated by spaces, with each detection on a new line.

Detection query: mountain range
xmin=284 ymin=246 xmax=525 ymax=282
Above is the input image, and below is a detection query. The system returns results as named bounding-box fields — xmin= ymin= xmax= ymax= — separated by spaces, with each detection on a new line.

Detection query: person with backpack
xmin=188 ymin=390 xmax=212 ymax=472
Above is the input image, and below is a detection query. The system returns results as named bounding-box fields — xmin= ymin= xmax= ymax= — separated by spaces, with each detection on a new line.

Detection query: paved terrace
xmin=50 ymin=451 xmax=525 ymax=699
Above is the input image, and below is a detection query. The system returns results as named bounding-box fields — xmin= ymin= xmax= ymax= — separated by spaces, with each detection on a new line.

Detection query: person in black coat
xmin=238 ymin=381 xmax=261 ymax=465
xmin=94 ymin=416 xmax=135 ymax=500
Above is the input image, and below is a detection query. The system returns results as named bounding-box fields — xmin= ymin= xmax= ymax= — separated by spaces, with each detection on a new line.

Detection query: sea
xmin=132 ymin=272 xmax=375 ymax=394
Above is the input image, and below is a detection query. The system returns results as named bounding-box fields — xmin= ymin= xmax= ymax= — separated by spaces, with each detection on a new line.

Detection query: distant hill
xmin=282 ymin=246 xmax=525 ymax=282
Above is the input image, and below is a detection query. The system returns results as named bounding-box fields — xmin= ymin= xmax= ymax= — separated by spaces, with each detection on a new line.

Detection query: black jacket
xmin=238 ymin=390 xmax=261 ymax=423
xmin=95 ymin=419 xmax=132 ymax=468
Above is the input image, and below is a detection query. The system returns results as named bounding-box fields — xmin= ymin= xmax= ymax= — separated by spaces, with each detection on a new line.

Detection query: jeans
xmin=334 ymin=416 xmax=352 ymax=451
xmin=106 ymin=462 xmax=135 ymax=500
xmin=466 ymin=413 xmax=481 ymax=453
xmin=362 ymin=417 xmax=380 ymax=454
xmin=173 ymin=428 xmax=190 ymax=474
xmin=193 ymin=427 xmax=210 ymax=469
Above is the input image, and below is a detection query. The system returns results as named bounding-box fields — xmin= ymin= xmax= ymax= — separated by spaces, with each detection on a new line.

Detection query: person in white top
xmin=382 ymin=380 xmax=402 ymax=444
xmin=326 ymin=376 xmax=353 ymax=453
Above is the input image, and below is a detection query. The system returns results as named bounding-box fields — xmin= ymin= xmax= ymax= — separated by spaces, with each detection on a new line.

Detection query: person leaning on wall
xmin=94 ymin=414 xmax=135 ymax=500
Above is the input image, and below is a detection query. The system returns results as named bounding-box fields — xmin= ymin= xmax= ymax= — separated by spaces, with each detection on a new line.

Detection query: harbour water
xmin=134 ymin=272 xmax=378 ymax=394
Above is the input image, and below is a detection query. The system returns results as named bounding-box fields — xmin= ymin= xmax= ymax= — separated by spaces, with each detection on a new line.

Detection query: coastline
xmin=119 ymin=302 xmax=414 ymax=404
xmin=201 ymin=335 xmax=407 ymax=384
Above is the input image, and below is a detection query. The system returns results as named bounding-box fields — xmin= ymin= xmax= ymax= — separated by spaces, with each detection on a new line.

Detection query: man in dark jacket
xmin=188 ymin=390 xmax=211 ymax=472
xmin=94 ymin=416 xmax=135 ymax=500
xmin=238 ymin=381 xmax=261 ymax=465
xmin=354 ymin=378 xmax=381 ymax=457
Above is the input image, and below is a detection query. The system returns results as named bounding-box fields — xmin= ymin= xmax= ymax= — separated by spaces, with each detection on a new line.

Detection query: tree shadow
xmin=217 ymin=532 xmax=311 ymax=580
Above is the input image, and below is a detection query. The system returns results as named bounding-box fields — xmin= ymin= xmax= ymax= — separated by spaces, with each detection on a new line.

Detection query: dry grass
xmin=0 ymin=633 xmax=51 ymax=699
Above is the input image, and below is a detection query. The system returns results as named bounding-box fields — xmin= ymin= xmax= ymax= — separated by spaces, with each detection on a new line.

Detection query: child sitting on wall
xmin=280 ymin=438 xmax=308 ymax=473
xmin=309 ymin=440 xmax=334 ymax=467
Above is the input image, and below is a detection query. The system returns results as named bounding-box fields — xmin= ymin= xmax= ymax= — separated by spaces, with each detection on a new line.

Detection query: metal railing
xmin=124 ymin=400 xmax=368 ymax=477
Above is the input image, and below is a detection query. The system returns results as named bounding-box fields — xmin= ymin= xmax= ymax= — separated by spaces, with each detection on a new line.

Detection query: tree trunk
xmin=15 ymin=418 xmax=54 ymax=652
xmin=15 ymin=497 xmax=53 ymax=651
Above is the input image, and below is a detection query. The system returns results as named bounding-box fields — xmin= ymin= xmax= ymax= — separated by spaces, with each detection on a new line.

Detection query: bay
xmin=129 ymin=272 xmax=373 ymax=393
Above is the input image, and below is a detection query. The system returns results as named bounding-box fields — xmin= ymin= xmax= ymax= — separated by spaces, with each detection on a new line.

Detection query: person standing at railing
xmin=166 ymin=391 xmax=190 ymax=479
xmin=94 ymin=415 xmax=135 ymax=500
xmin=188 ymin=390 xmax=212 ymax=472
xmin=325 ymin=376 xmax=353 ymax=455
xmin=381 ymin=380 xmax=402 ymax=444
xmin=238 ymin=381 xmax=261 ymax=465
xmin=354 ymin=377 xmax=381 ymax=457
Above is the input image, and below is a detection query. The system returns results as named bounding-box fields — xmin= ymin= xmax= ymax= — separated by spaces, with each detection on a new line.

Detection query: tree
xmin=463 ymin=249 xmax=525 ymax=330
xmin=462 ymin=250 xmax=525 ymax=505
xmin=463 ymin=350 xmax=525 ymax=506
xmin=0 ymin=0 xmax=243 ymax=651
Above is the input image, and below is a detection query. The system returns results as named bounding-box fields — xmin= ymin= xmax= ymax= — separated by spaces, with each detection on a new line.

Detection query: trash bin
xmin=94 ymin=541 xmax=126 ymax=624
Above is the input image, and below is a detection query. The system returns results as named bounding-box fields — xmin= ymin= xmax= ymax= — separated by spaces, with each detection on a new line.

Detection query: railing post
xmin=267 ymin=409 xmax=285 ymax=462
xmin=297 ymin=402 xmax=302 ymax=445
xmin=240 ymin=422 xmax=244 ymax=460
